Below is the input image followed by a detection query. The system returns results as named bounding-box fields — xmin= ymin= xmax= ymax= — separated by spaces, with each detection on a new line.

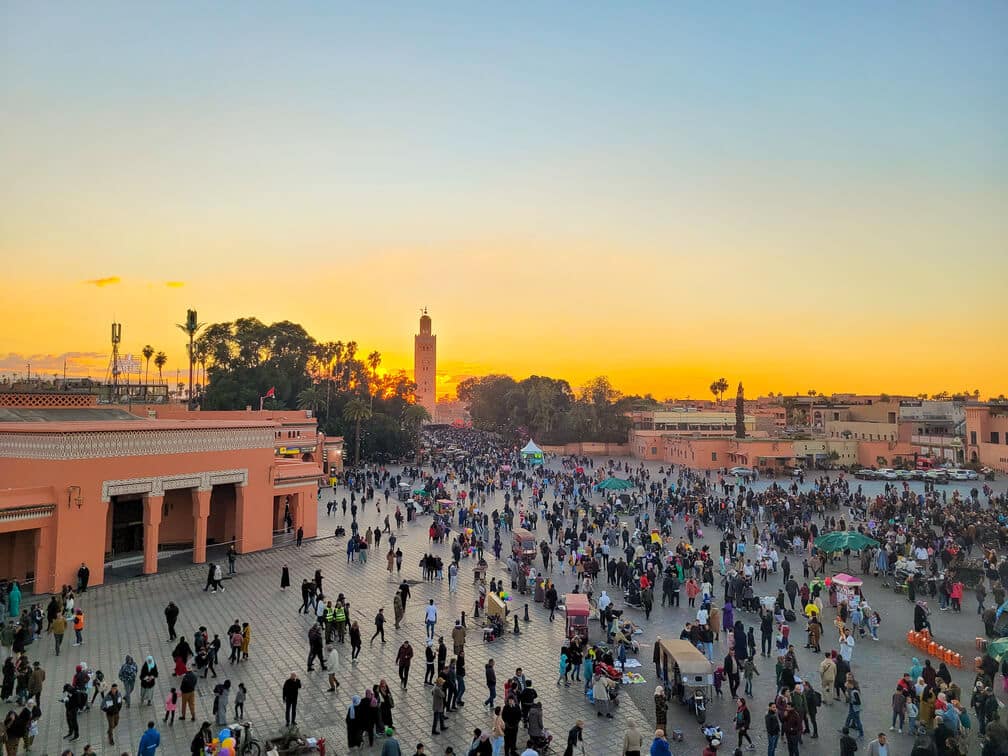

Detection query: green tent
xmin=520 ymin=440 xmax=545 ymax=466
xmin=814 ymin=531 xmax=880 ymax=552
xmin=596 ymin=477 xmax=634 ymax=491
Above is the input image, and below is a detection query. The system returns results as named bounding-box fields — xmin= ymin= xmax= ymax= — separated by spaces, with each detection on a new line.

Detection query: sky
xmin=2 ymin=2 xmax=1006 ymax=400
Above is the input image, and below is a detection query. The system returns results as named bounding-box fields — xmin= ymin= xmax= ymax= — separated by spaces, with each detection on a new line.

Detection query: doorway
xmin=109 ymin=495 xmax=144 ymax=556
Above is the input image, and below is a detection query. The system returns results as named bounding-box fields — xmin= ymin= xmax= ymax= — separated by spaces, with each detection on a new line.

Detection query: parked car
xmin=877 ymin=468 xmax=898 ymax=481
xmin=895 ymin=469 xmax=915 ymax=481
xmin=948 ymin=469 xmax=978 ymax=481
xmin=924 ymin=470 xmax=949 ymax=483
xmin=791 ymin=467 xmax=805 ymax=478
xmin=855 ymin=469 xmax=876 ymax=480
xmin=728 ymin=466 xmax=756 ymax=480
xmin=911 ymin=469 xmax=928 ymax=481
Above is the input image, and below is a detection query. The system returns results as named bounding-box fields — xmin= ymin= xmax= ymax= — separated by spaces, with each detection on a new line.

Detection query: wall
xmin=539 ymin=442 xmax=632 ymax=457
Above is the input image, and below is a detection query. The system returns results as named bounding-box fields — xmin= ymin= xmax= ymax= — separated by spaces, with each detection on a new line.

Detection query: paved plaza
xmin=19 ymin=463 xmax=1005 ymax=755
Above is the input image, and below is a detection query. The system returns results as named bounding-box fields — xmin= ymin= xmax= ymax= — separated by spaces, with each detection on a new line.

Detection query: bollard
xmin=513 ymin=614 xmax=521 ymax=635
xmin=461 ymin=611 xmax=467 ymax=628
xmin=474 ymin=601 xmax=480 ymax=619
xmin=524 ymin=603 xmax=531 ymax=622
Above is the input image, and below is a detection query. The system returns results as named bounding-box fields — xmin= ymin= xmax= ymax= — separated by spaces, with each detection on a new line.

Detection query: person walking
xmin=484 ymin=659 xmax=497 ymax=710
xmin=424 ymin=640 xmax=437 ymax=685
xmin=307 ymin=624 xmax=326 ymax=672
xmin=163 ymin=688 xmax=178 ymax=726
xmin=140 ymin=656 xmax=159 ymax=707
xmin=782 ymin=702 xmax=802 ymax=756
xmin=72 ymin=608 xmax=85 ymax=646
xmin=396 ymin=641 xmax=413 ymax=689
xmin=326 ymin=643 xmax=340 ymax=693
xmin=371 ymin=608 xmax=387 ymax=645
xmin=562 ymin=720 xmax=584 ymax=756
xmin=843 ymin=679 xmax=865 ymax=738
xmin=431 ymin=677 xmax=447 ymax=735
xmin=622 ymin=721 xmax=643 ymax=756
xmin=178 ymin=669 xmax=197 ymax=721
xmin=425 ymin=600 xmax=438 ymax=640
xmin=101 ymin=682 xmax=124 ymax=745
xmin=349 ymin=620 xmax=363 ymax=662
xmin=138 ymin=721 xmax=161 ymax=756
xmin=118 ymin=655 xmax=137 ymax=708
xmin=51 ymin=611 xmax=67 ymax=655
xmin=735 ymin=697 xmax=754 ymax=751
xmin=164 ymin=602 xmax=179 ymax=641
xmin=765 ymin=702 xmax=780 ymax=756
xmin=282 ymin=672 xmax=301 ymax=727
xmin=866 ymin=732 xmax=889 ymax=756
xmin=235 ymin=682 xmax=247 ymax=720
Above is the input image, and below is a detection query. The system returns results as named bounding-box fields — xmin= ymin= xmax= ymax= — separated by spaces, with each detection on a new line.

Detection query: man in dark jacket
xmin=307 ymin=624 xmax=326 ymax=672
xmin=782 ymin=702 xmax=802 ymax=755
xmin=484 ymin=659 xmax=497 ymax=709
xmin=282 ymin=672 xmax=301 ymax=726
xmin=164 ymin=602 xmax=180 ymax=641
xmin=765 ymin=702 xmax=781 ymax=755
xmin=839 ymin=726 xmax=858 ymax=756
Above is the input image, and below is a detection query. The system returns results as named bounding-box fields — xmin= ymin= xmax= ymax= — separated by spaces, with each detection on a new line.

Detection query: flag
xmin=265 ymin=387 xmax=276 ymax=398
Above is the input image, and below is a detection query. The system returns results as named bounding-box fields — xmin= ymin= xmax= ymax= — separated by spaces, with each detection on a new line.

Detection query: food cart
xmin=397 ymin=483 xmax=412 ymax=502
xmin=657 ymin=639 xmax=714 ymax=703
xmin=564 ymin=593 xmax=591 ymax=642
xmin=511 ymin=528 xmax=537 ymax=564
xmin=486 ymin=592 xmax=507 ymax=621
xmin=436 ymin=499 xmax=455 ymax=517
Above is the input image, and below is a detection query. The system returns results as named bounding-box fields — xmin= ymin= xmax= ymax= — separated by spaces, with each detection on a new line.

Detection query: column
xmin=234 ymin=485 xmax=247 ymax=553
xmin=291 ymin=492 xmax=303 ymax=530
xmin=33 ymin=524 xmax=56 ymax=594
xmin=143 ymin=494 xmax=164 ymax=575
xmin=192 ymin=488 xmax=211 ymax=564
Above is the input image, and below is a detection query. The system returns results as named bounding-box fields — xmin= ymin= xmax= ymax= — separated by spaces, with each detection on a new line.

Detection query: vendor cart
xmin=564 ymin=593 xmax=590 ymax=642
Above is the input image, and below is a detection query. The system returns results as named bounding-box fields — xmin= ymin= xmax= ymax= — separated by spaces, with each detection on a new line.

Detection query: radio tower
xmin=107 ymin=322 xmax=122 ymax=392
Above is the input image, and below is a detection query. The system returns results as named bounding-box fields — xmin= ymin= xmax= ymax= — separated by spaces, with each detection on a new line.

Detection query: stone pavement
xmin=20 ymin=465 xmax=1004 ymax=755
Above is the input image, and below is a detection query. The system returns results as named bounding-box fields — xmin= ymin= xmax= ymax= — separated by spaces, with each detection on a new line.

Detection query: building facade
xmin=0 ymin=403 xmax=323 ymax=593
xmin=966 ymin=404 xmax=1008 ymax=473
xmin=414 ymin=310 xmax=436 ymax=417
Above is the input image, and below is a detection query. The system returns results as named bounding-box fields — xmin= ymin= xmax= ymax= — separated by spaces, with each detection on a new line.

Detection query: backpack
xmin=813 ymin=690 xmax=823 ymax=707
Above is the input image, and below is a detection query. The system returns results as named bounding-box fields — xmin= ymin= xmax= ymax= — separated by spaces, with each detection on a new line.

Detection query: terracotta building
xmin=0 ymin=401 xmax=325 ymax=593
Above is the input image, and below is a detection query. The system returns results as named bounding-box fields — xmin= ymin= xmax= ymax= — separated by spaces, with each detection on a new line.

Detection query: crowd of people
xmin=3 ymin=423 xmax=1008 ymax=756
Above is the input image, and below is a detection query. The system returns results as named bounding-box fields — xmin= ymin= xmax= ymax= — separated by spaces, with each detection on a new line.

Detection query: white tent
xmin=520 ymin=439 xmax=544 ymax=465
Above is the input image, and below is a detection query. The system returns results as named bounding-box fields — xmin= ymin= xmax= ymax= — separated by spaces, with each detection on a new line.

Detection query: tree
xmin=367 ymin=350 xmax=382 ymax=405
xmin=403 ymin=403 xmax=432 ymax=464
xmin=343 ymin=398 xmax=372 ymax=467
xmin=735 ymin=382 xmax=746 ymax=439
xmin=176 ymin=309 xmax=204 ymax=408
xmin=142 ymin=345 xmax=154 ymax=384
xmin=154 ymin=352 xmax=167 ymax=384
xmin=710 ymin=377 xmax=729 ymax=405
xmin=297 ymin=386 xmax=326 ymax=416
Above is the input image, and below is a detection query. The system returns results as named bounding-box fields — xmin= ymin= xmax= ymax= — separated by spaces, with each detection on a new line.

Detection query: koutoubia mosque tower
xmin=414 ymin=309 xmax=436 ymax=416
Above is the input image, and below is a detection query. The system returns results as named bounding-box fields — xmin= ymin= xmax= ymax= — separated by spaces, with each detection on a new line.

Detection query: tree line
xmin=192 ymin=318 xmax=429 ymax=465
xmin=456 ymin=374 xmax=657 ymax=445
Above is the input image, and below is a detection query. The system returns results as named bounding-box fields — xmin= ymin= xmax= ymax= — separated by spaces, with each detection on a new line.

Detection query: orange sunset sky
xmin=2 ymin=4 xmax=1006 ymax=400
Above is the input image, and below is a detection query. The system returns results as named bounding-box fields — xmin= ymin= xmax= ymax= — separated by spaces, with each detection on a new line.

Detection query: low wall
xmin=540 ymin=442 xmax=632 ymax=457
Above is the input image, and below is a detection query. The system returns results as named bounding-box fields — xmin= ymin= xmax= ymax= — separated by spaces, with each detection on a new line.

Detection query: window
xmin=651 ymin=447 xmax=657 ymax=455
xmin=711 ymin=452 xmax=717 ymax=461
xmin=993 ymin=432 xmax=1002 ymax=444
xmin=971 ymin=431 xmax=977 ymax=445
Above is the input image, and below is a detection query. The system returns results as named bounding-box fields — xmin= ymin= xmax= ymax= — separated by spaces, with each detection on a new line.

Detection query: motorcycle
xmin=690 ymin=688 xmax=707 ymax=724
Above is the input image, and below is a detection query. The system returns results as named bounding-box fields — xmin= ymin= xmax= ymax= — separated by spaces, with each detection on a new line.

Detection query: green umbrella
xmin=987 ymin=638 xmax=1008 ymax=662
xmin=596 ymin=477 xmax=633 ymax=491
xmin=814 ymin=531 xmax=880 ymax=553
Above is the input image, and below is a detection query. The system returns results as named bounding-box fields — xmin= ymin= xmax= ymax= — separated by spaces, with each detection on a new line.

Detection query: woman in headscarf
xmin=139 ymin=656 xmax=159 ymax=706
xmin=723 ymin=600 xmax=735 ymax=634
xmin=363 ymin=687 xmax=380 ymax=745
xmin=908 ymin=657 xmax=923 ymax=683
xmin=346 ymin=695 xmax=363 ymax=749
xmin=172 ymin=637 xmax=192 ymax=677
xmin=654 ymin=686 xmax=667 ymax=731
xmin=118 ymin=655 xmax=138 ymax=708
xmin=378 ymin=679 xmax=394 ymax=729
xmin=7 ymin=582 xmax=21 ymax=619
xmin=937 ymin=662 xmax=952 ymax=687
xmin=733 ymin=621 xmax=749 ymax=662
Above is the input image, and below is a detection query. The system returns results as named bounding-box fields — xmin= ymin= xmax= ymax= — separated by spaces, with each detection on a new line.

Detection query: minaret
xmin=414 ymin=308 xmax=436 ymax=416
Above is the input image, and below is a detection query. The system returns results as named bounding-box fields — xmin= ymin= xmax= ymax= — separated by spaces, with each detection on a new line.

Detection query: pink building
xmin=966 ymin=404 xmax=1008 ymax=473
xmin=0 ymin=400 xmax=323 ymax=593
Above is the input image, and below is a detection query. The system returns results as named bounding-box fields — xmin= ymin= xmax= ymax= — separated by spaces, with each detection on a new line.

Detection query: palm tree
xmin=403 ymin=403 xmax=432 ymax=465
xmin=142 ymin=345 xmax=154 ymax=384
xmin=297 ymin=386 xmax=326 ymax=416
xmin=154 ymin=352 xmax=167 ymax=384
xmin=193 ymin=340 xmax=209 ymax=399
xmin=343 ymin=398 xmax=372 ymax=467
xmin=367 ymin=350 xmax=382 ymax=406
xmin=176 ymin=309 xmax=205 ymax=408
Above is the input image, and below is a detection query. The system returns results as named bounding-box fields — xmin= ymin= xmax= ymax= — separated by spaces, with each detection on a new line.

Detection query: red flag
xmin=265 ymin=387 xmax=276 ymax=398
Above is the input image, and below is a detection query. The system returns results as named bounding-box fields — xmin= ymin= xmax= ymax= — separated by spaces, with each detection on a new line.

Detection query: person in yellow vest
xmin=334 ymin=602 xmax=347 ymax=643
xmin=324 ymin=602 xmax=336 ymax=643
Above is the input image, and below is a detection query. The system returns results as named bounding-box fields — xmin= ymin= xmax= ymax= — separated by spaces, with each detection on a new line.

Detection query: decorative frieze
xmin=0 ymin=504 xmax=55 ymax=523
xmin=0 ymin=427 xmax=274 ymax=460
xmin=101 ymin=469 xmax=249 ymax=502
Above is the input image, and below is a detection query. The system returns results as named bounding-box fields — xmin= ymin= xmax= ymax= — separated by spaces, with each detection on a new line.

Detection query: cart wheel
xmin=244 ymin=739 xmax=262 ymax=756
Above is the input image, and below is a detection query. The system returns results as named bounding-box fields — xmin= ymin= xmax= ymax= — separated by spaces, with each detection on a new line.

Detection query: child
xmin=164 ymin=688 xmax=178 ymax=726
xmin=234 ymin=683 xmax=246 ymax=720
xmin=713 ymin=666 xmax=724 ymax=698
xmin=868 ymin=612 xmax=881 ymax=641
xmin=906 ymin=696 xmax=919 ymax=734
